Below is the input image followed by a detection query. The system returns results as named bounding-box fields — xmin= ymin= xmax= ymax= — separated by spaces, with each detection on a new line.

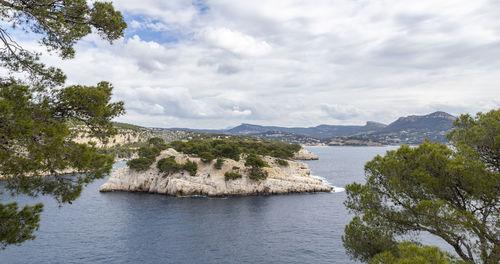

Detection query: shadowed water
xmin=2 ymin=146 xmax=450 ymax=263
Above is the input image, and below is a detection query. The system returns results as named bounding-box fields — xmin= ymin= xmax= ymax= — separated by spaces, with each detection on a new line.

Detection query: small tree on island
xmin=343 ymin=109 xmax=500 ymax=264
xmin=245 ymin=154 xmax=269 ymax=180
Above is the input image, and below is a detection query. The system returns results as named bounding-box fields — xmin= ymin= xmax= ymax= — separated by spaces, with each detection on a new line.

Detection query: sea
xmin=0 ymin=146 xmax=452 ymax=264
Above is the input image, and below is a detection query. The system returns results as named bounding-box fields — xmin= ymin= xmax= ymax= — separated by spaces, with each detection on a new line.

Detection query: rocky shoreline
xmin=100 ymin=148 xmax=332 ymax=196
xmin=293 ymin=148 xmax=319 ymax=160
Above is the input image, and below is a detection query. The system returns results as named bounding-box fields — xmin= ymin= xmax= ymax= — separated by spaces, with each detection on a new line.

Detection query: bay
xmin=1 ymin=146 xmax=448 ymax=263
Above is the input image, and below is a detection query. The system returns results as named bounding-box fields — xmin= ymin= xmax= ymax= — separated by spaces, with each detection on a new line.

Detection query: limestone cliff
xmin=100 ymin=148 xmax=332 ymax=196
xmin=73 ymin=129 xmax=152 ymax=148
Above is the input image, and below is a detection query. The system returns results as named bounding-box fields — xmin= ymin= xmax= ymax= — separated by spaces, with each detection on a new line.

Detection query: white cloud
xmin=29 ymin=0 xmax=500 ymax=128
xmin=202 ymin=27 xmax=271 ymax=56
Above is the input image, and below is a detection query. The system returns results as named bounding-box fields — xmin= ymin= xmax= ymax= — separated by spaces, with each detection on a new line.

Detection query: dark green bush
xmin=157 ymin=156 xmax=182 ymax=174
xmin=277 ymin=159 xmax=289 ymax=166
xmin=248 ymin=168 xmax=268 ymax=181
xmin=272 ymin=149 xmax=294 ymax=159
xmin=214 ymin=158 xmax=224 ymax=169
xmin=199 ymin=152 xmax=215 ymax=163
xmin=167 ymin=138 xmax=300 ymax=161
xmin=157 ymin=157 xmax=198 ymax=176
xmin=232 ymin=166 xmax=240 ymax=170
xmin=148 ymin=137 xmax=167 ymax=149
xmin=224 ymin=172 xmax=242 ymax=181
xmin=138 ymin=146 xmax=162 ymax=160
xmin=214 ymin=143 xmax=241 ymax=161
xmin=127 ymin=157 xmax=153 ymax=171
xmin=182 ymin=160 xmax=198 ymax=176
xmin=245 ymin=154 xmax=268 ymax=168
xmin=245 ymin=154 xmax=269 ymax=181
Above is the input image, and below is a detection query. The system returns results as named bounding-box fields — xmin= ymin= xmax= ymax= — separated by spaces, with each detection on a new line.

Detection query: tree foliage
xmin=370 ymin=242 xmax=464 ymax=264
xmin=0 ymin=0 xmax=126 ymax=87
xmin=157 ymin=157 xmax=198 ymax=176
xmin=343 ymin=109 xmax=500 ymax=264
xmin=214 ymin=158 xmax=224 ymax=170
xmin=224 ymin=172 xmax=242 ymax=181
xmin=168 ymin=138 xmax=300 ymax=161
xmin=0 ymin=0 xmax=126 ymax=248
xmin=245 ymin=154 xmax=269 ymax=181
xmin=157 ymin=156 xmax=182 ymax=175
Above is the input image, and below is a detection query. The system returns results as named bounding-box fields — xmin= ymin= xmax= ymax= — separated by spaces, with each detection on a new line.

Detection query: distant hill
xmin=177 ymin=121 xmax=388 ymax=139
xmin=171 ymin=111 xmax=456 ymax=145
xmin=336 ymin=111 xmax=456 ymax=145
xmin=381 ymin=111 xmax=455 ymax=133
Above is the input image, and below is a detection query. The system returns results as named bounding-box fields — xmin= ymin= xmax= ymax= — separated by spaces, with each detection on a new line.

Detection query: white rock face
xmin=100 ymin=149 xmax=332 ymax=196
xmin=73 ymin=130 xmax=152 ymax=148
xmin=293 ymin=148 xmax=319 ymax=160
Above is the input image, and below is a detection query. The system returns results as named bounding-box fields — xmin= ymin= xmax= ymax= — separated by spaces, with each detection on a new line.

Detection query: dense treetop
xmin=0 ymin=0 xmax=126 ymax=87
xmin=0 ymin=0 xmax=126 ymax=249
xmin=125 ymin=137 xmax=300 ymax=182
xmin=343 ymin=109 xmax=500 ymax=264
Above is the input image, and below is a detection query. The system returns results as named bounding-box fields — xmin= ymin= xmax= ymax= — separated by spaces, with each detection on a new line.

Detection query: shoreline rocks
xmin=293 ymin=148 xmax=319 ymax=160
xmin=100 ymin=148 xmax=331 ymax=196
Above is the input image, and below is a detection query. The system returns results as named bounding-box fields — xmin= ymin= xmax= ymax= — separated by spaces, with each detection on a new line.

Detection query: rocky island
xmin=100 ymin=138 xmax=332 ymax=196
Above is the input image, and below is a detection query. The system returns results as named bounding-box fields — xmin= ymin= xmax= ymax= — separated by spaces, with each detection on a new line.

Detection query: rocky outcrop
xmin=293 ymin=148 xmax=319 ymax=160
xmin=100 ymin=148 xmax=332 ymax=196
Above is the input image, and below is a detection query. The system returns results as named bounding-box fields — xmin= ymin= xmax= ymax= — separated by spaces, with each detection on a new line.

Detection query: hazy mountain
xmin=381 ymin=111 xmax=455 ymax=133
xmin=170 ymin=111 xmax=456 ymax=145
xmin=225 ymin=121 xmax=387 ymax=138
xmin=338 ymin=111 xmax=456 ymax=145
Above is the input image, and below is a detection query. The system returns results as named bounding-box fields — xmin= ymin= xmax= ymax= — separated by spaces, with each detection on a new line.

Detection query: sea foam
xmin=311 ymin=175 xmax=345 ymax=193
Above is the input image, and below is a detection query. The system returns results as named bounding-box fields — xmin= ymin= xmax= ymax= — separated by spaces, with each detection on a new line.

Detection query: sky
xmin=43 ymin=0 xmax=500 ymax=128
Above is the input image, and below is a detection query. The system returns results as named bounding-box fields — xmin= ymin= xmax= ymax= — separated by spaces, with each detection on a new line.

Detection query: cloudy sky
xmin=46 ymin=0 xmax=500 ymax=128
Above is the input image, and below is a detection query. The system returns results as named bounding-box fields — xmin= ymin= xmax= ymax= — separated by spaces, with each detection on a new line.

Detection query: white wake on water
xmin=311 ymin=175 xmax=345 ymax=193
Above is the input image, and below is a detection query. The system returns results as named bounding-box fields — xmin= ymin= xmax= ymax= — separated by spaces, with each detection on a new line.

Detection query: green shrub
xmin=272 ymin=149 xmax=294 ymax=159
xmin=167 ymin=138 xmax=300 ymax=161
xmin=157 ymin=157 xmax=198 ymax=176
xmin=214 ymin=158 xmax=224 ymax=169
xmin=138 ymin=146 xmax=161 ymax=160
xmin=127 ymin=157 xmax=153 ymax=171
xmin=214 ymin=143 xmax=241 ymax=161
xmin=224 ymin=172 xmax=242 ymax=181
xmin=232 ymin=166 xmax=240 ymax=170
xmin=157 ymin=156 xmax=182 ymax=174
xmin=182 ymin=160 xmax=198 ymax=176
xmin=248 ymin=168 xmax=268 ymax=181
xmin=277 ymin=159 xmax=289 ymax=166
xmin=199 ymin=152 xmax=215 ymax=163
xmin=245 ymin=154 xmax=269 ymax=181
xmin=148 ymin=137 xmax=167 ymax=149
xmin=245 ymin=154 xmax=268 ymax=168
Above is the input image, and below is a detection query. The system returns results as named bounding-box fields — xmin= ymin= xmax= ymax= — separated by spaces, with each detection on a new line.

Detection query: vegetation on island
xmin=126 ymin=137 xmax=167 ymax=171
xmin=125 ymin=137 xmax=300 ymax=181
xmin=245 ymin=154 xmax=269 ymax=180
xmin=224 ymin=172 xmax=243 ymax=181
xmin=168 ymin=138 xmax=300 ymax=160
xmin=157 ymin=156 xmax=197 ymax=176
xmin=343 ymin=109 xmax=500 ymax=264
xmin=277 ymin=159 xmax=289 ymax=166
xmin=0 ymin=1 xmax=126 ymax=249
xmin=214 ymin=158 xmax=224 ymax=169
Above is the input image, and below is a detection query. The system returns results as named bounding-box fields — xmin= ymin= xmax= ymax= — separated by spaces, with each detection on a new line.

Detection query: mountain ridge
xmin=169 ymin=111 xmax=456 ymax=145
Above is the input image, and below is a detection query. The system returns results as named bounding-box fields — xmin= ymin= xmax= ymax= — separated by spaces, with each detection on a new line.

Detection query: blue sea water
xmin=1 ymin=146 xmax=449 ymax=264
